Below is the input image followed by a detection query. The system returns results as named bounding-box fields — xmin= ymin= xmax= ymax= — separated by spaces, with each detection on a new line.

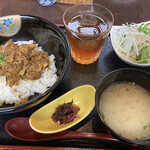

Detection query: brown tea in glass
xmin=63 ymin=4 xmax=114 ymax=64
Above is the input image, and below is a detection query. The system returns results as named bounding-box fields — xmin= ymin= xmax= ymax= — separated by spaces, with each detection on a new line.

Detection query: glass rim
xmin=63 ymin=3 xmax=114 ymax=37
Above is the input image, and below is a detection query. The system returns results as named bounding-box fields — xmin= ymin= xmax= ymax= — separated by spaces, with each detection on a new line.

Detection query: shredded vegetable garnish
xmin=51 ymin=100 xmax=80 ymax=124
xmin=112 ymin=22 xmax=150 ymax=64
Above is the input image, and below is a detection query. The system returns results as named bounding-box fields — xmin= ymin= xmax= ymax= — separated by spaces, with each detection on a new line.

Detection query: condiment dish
xmin=29 ymin=85 xmax=95 ymax=134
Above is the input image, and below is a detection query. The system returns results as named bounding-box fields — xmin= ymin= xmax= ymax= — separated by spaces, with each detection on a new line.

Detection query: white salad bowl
xmin=110 ymin=21 xmax=150 ymax=67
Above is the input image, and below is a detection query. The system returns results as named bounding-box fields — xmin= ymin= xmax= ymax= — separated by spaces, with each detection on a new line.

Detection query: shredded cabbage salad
xmin=112 ymin=22 xmax=150 ymax=64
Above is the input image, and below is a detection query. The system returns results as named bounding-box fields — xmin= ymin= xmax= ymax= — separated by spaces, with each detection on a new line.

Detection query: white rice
xmin=0 ymin=40 xmax=57 ymax=106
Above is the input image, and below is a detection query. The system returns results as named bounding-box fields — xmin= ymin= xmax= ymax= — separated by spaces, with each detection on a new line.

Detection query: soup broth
xmin=99 ymin=82 xmax=150 ymax=141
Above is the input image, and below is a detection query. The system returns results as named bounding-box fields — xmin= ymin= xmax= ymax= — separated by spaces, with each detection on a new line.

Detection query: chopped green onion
xmin=0 ymin=54 xmax=8 ymax=64
xmin=136 ymin=46 xmax=150 ymax=64
xmin=101 ymin=112 xmax=105 ymax=120
xmin=130 ymin=46 xmax=134 ymax=52
xmin=138 ymin=23 xmax=150 ymax=35
xmin=120 ymin=81 xmax=135 ymax=85
xmin=121 ymin=51 xmax=127 ymax=55
xmin=144 ymin=125 xmax=148 ymax=130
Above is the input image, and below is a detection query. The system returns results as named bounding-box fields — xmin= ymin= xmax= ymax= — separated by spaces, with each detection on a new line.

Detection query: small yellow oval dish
xmin=29 ymin=85 xmax=95 ymax=134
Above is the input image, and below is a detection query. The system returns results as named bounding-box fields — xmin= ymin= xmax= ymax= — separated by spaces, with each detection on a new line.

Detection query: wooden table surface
xmin=0 ymin=0 xmax=150 ymax=149
xmin=0 ymin=0 xmax=150 ymax=25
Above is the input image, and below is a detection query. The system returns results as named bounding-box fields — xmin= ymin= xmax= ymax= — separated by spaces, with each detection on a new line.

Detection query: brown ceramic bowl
xmin=95 ymin=68 xmax=150 ymax=145
xmin=0 ymin=14 xmax=70 ymax=114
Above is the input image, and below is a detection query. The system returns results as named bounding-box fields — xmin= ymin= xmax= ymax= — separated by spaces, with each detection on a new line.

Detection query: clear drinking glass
xmin=63 ymin=3 xmax=114 ymax=64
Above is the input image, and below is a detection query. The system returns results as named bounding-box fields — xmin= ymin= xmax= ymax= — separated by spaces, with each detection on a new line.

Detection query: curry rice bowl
xmin=0 ymin=40 xmax=57 ymax=106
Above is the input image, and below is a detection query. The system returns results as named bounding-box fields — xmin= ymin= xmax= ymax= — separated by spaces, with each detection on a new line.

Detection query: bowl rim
xmin=0 ymin=14 xmax=71 ymax=113
xmin=95 ymin=68 xmax=150 ymax=145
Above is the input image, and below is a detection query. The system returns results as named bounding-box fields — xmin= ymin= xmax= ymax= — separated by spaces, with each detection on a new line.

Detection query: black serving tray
xmin=0 ymin=27 xmax=150 ymax=149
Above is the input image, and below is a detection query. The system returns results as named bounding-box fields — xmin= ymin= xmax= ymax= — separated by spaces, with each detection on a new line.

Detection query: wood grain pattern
xmin=57 ymin=0 xmax=93 ymax=4
xmin=0 ymin=145 xmax=111 ymax=150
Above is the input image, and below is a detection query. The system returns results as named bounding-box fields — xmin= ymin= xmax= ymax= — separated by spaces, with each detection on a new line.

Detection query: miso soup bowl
xmin=95 ymin=68 xmax=150 ymax=145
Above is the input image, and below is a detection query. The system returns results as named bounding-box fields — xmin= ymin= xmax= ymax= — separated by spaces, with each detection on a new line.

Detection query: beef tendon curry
xmin=0 ymin=40 xmax=57 ymax=106
xmin=0 ymin=39 xmax=50 ymax=86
